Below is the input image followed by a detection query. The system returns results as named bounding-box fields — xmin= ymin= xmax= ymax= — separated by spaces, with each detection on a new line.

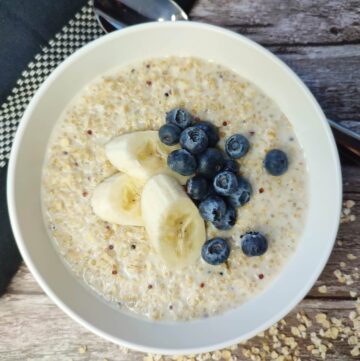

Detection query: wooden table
xmin=1 ymin=1 xmax=360 ymax=360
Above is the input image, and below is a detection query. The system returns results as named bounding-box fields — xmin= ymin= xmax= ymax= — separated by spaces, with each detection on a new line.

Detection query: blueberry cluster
xmin=161 ymin=108 xmax=251 ymax=231
xmin=159 ymin=108 xmax=288 ymax=266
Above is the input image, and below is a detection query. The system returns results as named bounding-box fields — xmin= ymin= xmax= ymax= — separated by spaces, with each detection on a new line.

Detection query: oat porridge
xmin=42 ymin=57 xmax=308 ymax=321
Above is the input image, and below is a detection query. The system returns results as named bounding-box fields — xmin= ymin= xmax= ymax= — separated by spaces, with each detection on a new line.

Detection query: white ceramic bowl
xmin=7 ymin=22 xmax=342 ymax=355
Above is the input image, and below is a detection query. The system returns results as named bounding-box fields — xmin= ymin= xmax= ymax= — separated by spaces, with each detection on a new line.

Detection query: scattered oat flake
xmin=318 ymin=285 xmax=327 ymax=294
xmin=345 ymin=200 xmax=355 ymax=208
xmin=211 ymin=350 xmax=222 ymax=360
xmin=334 ymin=269 xmax=346 ymax=283
xmin=351 ymin=346 xmax=360 ymax=357
xmin=334 ymin=269 xmax=342 ymax=277
xmin=324 ymin=327 xmax=339 ymax=340
xmin=269 ymin=325 xmax=278 ymax=335
xmin=291 ymin=326 xmax=300 ymax=337
xmin=221 ymin=350 xmax=232 ymax=360
xmin=348 ymin=335 xmax=358 ymax=345
xmin=78 ymin=345 xmax=87 ymax=354
xmin=350 ymin=291 xmax=357 ymax=298
xmin=331 ymin=317 xmax=342 ymax=326
xmin=347 ymin=253 xmax=357 ymax=260
xmin=316 ymin=313 xmax=327 ymax=322
xmin=315 ymin=313 xmax=331 ymax=329
xmin=349 ymin=311 xmax=357 ymax=320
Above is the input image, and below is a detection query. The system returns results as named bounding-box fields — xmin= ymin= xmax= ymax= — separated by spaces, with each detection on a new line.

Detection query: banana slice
xmin=91 ymin=173 xmax=143 ymax=226
xmin=141 ymin=174 xmax=206 ymax=268
xmin=105 ymin=130 xmax=188 ymax=184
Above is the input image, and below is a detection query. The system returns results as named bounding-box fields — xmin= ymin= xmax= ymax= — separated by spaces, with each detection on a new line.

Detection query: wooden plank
xmin=191 ymin=0 xmax=360 ymax=46
xmin=0 ymin=293 xmax=359 ymax=360
xmin=274 ymin=45 xmax=360 ymax=121
xmin=191 ymin=1 xmax=360 ymax=122
xmin=0 ymin=293 xmax=143 ymax=361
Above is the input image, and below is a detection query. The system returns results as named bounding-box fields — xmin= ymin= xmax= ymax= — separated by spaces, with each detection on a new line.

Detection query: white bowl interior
xmin=8 ymin=22 xmax=341 ymax=354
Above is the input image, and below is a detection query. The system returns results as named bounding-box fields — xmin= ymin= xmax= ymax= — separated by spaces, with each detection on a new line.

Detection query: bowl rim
xmin=7 ymin=21 xmax=342 ymax=355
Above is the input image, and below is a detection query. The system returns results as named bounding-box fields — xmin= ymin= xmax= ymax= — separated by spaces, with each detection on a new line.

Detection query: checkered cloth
xmin=0 ymin=1 xmax=102 ymax=168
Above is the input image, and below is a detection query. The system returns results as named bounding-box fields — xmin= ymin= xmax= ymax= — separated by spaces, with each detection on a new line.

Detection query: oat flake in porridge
xmin=42 ymin=57 xmax=308 ymax=321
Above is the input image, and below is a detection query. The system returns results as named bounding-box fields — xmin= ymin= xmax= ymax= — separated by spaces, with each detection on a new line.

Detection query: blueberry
xmin=180 ymin=126 xmax=208 ymax=154
xmin=241 ymin=232 xmax=268 ymax=257
xmin=213 ymin=204 xmax=237 ymax=230
xmin=264 ymin=149 xmax=288 ymax=176
xmin=223 ymin=159 xmax=239 ymax=174
xmin=166 ymin=108 xmax=193 ymax=129
xmin=225 ymin=134 xmax=250 ymax=159
xmin=197 ymin=148 xmax=225 ymax=179
xmin=193 ymin=121 xmax=220 ymax=147
xmin=227 ymin=176 xmax=252 ymax=208
xmin=186 ymin=176 xmax=210 ymax=201
xmin=201 ymin=238 xmax=230 ymax=265
xmin=158 ymin=124 xmax=181 ymax=145
xmin=213 ymin=171 xmax=238 ymax=196
xmin=167 ymin=149 xmax=197 ymax=176
xmin=199 ymin=195 xmax=226 ymax=222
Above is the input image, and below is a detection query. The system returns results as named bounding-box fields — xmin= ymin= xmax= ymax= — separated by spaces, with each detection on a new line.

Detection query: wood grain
xmin=192 ymin=0 xmax=360 ymax=46
xmin=0 ymin=279 xmax=359 ymax=360
xmin=192 ymin=1 xmax=360 ymax=122
xmin=275 ymin=45 xmax=360 ymax=121
xmin=2 ymin=0 xmax=360 ymax=360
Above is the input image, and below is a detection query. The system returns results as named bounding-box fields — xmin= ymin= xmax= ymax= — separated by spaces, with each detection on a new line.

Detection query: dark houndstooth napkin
xmin=0 ymin=0 xmax=102 ymax=295
xmin=0 ymin=3 xmax=102 ymax=167
xmin=0 ymin=0 xmax=196 ymax=294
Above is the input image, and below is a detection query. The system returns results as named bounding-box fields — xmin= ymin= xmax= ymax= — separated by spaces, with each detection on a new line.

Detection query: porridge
xmin=42 ymin=57 xmax=307 ymax=321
